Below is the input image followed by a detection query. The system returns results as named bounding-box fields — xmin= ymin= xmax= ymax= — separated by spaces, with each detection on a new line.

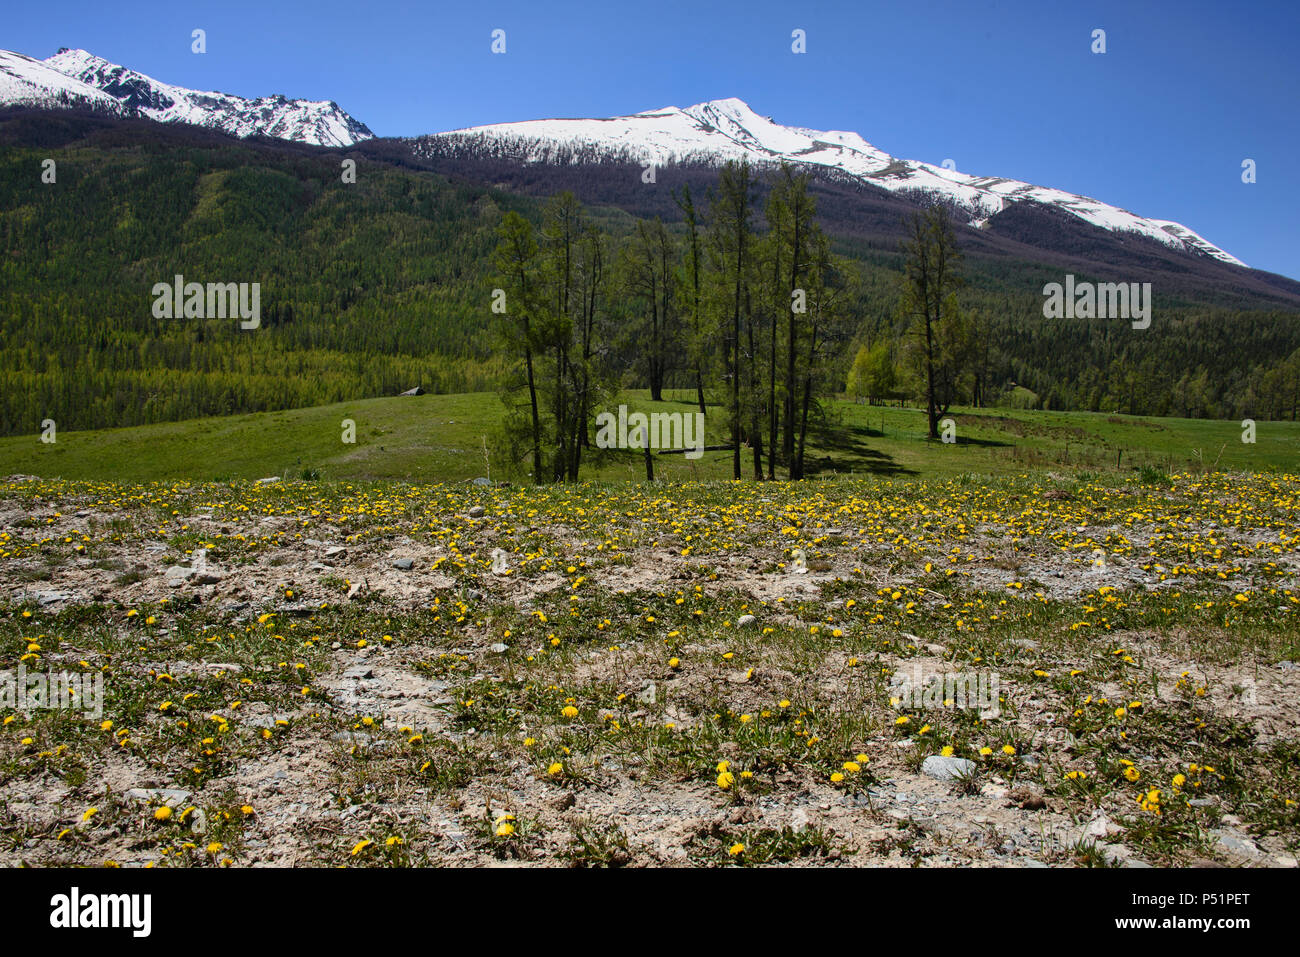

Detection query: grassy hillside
xmin=1 ymin=391 xmax=1294 ymax=483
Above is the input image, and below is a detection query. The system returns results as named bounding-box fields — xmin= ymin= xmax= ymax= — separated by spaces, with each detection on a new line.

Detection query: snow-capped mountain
xmin=0 ymin=50 xmax=1248 ymax=268
xmin=415 ymin=97 xmax=1244 ymax=267
xmin=0 ymin=49 xmax=131 ymax=116
xmin=0 ymin=47 xmax=373 ymax=147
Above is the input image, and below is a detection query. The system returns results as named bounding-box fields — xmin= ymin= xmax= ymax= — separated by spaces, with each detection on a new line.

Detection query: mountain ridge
xmin=0 ymin=49 xmax=132 ymax=117
xmin=0 ymin=47 xmax=373 ymax=147
xmin=0 ymin=46 xmax=1257 ymax=271
xmin=414 ymin=96 xmax=1246 ymax=268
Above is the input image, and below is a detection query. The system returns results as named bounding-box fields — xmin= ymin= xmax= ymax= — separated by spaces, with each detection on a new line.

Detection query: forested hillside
xmin=2 ymin=107 xmax=1299 ymax=440
xmin=0 ymin=110 xmax=517 ymax=433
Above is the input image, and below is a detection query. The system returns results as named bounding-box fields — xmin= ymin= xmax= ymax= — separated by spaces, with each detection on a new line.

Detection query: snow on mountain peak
xmin=683 ymin=96 xmax=765 ymax=127
xmin=42 ymin=48 xmax=374 ymax=147
xmin=45 ymin=48 xmax=111 ymax=73
xmin=0 ymin=48 xmax=1245 ymax=269
xmin=417 ymin=99 xmax=1243 ymax=267
xmin=0 ymin=49 xmax=130 ymax=117
xmin=0 ymin=46 xmax=373 ymax=147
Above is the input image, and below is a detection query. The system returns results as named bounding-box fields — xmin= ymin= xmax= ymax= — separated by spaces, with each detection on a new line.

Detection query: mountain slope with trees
xmin=2 ymin=107 xmax=1298 ymax=454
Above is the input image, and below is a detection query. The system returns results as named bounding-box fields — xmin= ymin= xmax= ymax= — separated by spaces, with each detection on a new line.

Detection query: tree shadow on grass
xmin=804 ymin=424 xmax=915 ymax=477
xmin=944 ymin=435 xmax=1014 ymax=449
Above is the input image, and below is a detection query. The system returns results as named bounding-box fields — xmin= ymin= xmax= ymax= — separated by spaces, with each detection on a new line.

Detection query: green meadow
xmin=1 ymin=391 xmax=1294 ymax=483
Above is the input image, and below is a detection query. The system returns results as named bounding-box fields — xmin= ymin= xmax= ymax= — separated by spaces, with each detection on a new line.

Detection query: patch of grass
xmin=5 ymin=392 xmax=1300 ymax=483
xmin=562 ymin=819 xmax=633 ymax=868
xmin=700 ymin=824 xmax=841 ymax=866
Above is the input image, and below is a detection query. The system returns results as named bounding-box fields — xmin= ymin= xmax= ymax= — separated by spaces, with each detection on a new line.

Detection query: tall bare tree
xmin=773 ymin=165 xmax=815 ymax=470
xmin=899 ymin=205 xmax=964 ymax=439
xmin=674 ymin=185 xmax=708 ymax=416
xmin=539 ymin=192 xmax=584 ymax=480
xmin=567 ymin=224 xmax=607 ymax=479
xmin=708 ymin=160 xmax=756 ymax=480
xmin=625 ymin=218 xmax=675 ymax=402
xmin=492 ymin=211 xmax=543 ymax=478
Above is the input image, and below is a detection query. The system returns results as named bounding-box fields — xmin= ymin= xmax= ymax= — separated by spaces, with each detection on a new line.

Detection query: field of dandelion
xmin=0 ymin=463 xmax=1296 ymax=867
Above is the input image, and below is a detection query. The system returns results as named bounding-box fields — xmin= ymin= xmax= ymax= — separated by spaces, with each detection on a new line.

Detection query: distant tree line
xmin=847 ymin=302 xmax=1300 ymax=423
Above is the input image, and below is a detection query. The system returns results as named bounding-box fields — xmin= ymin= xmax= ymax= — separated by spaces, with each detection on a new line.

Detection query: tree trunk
xmin=524 ymin=340 xmax=541 ymax=481
xmin=784 ymin=190 xmax=803 ymax=469
xmin=925 ymin=309 xmax=938 ymax=439
xmin=795 ymin=374 xmax=812 ymax=479
xmin=649 ymin=270 xmax=663 ymax=401
xmin=768 ymin=238 xmax=780 ymax=480
xmin=747 ymin=288 xmax=763 ymax=480
xmin=732 ymin=296 xmax=741 ymax=480
xmin=731 ymin=232 xmax=743 ymax=481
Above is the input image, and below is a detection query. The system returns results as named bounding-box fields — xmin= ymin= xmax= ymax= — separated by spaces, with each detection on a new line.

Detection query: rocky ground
xmin=0 ymin=472 xmax=1296 ymax=867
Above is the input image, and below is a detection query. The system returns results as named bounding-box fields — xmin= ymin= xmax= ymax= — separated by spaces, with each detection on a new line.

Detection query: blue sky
xmin=9 ymin=0 xmax=1299 ymax=278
